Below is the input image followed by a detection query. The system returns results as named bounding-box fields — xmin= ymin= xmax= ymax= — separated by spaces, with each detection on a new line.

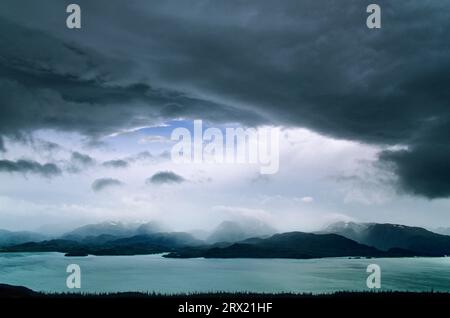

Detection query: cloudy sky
xmin=0 ymin=0 xmax=449 ymax=232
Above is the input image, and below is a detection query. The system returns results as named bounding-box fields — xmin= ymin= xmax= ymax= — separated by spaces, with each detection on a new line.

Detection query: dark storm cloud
xmin=71 ymin=151 xmax=95 ymax=166
xmin=37 ymin=140 xmax=62 ymax=152
xmin=380 ymin=146 xmax=450 ymax=199
xmin=91 ymin=178 xmax=124 ymax=192
xmin=379 ymin=118 xmax=450 ymax=199
xmin=102 ymin=159 xmax=129 ymax=168
xmin=0 ymin=159 xmax=61 ymax=177
xmin=67 ymin=151 xmax=96 ymax=173
xmin=0 ymin=0 xmax=449 ymax=197
xmin=0 ymin=17 xmax=263 ymax=140
xmin=0 ymin=136 xmax=5 ymax=152
xmin=146 ymin=171 xmax=185 ymax=185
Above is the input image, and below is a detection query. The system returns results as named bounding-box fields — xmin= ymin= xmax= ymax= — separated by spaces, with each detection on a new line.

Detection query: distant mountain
xmin=4 ymin=221 xmax=450 ymax=259
xmin=61 ymin=221 xmax=166 ymax=241
xmin=2 ymin=232 xmax=203 ymax=256
xmin=113 ymin=232 xmax=202 ymax=247
xmin=136 ymin=221 xmax=168 ymax=235
xmin=188 ymin=229 xmax=210 ymax=240
xmin=321 ymin=222 xmax=370 ymax=241
xmin=61 ymin=221 xmax=138 ymax=240
xmin=35 ymin=223 xmax=81 ymax=237
xmin=322 ymin=222 xmax=450 ymax=256
xmin=166 ymin=232 xmax=395 ymax=259
xmin=207 ymin=220 xmax=276 ymax=243
xmin=79 ymin=234 xmax=119 ymax=245
xmin=0 ymin=229 xmax=47 ymax=247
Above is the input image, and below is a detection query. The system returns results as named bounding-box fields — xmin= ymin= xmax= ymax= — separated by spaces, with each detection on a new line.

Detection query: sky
xmin=0 ymin=0 xmax=449 ymax=233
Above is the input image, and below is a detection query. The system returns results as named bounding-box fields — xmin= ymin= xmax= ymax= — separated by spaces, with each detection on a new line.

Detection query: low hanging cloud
xmin=91 ymin=178 xmax=124 ymax=192
xmin=146 ymin=171 xmax=185 ymax=185
xmin=0 ymin=159 xmax=61 ymax=177
xmin=102 ymin=159 xmax=129 ymax=169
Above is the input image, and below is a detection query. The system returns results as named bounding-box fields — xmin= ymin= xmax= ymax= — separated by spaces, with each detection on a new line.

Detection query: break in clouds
xmin=0 ymin=1 xmax=449 ymax=232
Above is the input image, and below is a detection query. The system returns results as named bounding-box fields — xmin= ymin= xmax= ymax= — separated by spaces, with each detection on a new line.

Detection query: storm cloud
xmin=91 ymin=178 xmax=124 ymax=192
xmin=0 ymin=0 xmax=449 ymax=197
xmin=102 ymin=159 xmax=129 ymax=169
xmin=71 ymin=152 xmax=95 ymax=166
xmin=0 ymin=136 xmax=5 ymax=152
xmin=0 ymin=159 xmax=61 ymax=177
xmin=147 ymin=171 xmax=185 ymax=185
xmin=67 ymin=151 xmax=96 ymax=173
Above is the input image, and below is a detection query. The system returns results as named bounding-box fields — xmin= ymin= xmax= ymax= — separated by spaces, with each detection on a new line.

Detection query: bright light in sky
xmin=1 ymin=121 xmax=448 ymax=233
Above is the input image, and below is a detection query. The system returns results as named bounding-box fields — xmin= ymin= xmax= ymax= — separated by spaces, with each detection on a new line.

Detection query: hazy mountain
xmin=188 ymin=229 xmax=210 ymax=240
xmin=35 ymin=223 xmax=83 ymax=237
xmin=166 ymin=232 xmax=391 ymax=259
xmin=79 ymin=234 xmax=119 ymax=245
xmin=61 ymin=221 xmax=166 ymax=241
xmin=322 ymin=222 xmax=450 ymax=256
xmin=135 ymin=221 xmax=167 ymax=235
xmin=207 ymin=220 xmax=276 ymax=243
xmin=0 ymin=229 xmax=47 ymax=247
xmin=110 ymin=232 xmax=203 ymax=249
xmin=321 ymin=222 xmax=371 ymax=240
xmin=61 ymin=221 xmax=136 ymax=240
xmin=5 ymin=221 xmax=450 ymax=259
xmin=3 ymin=232 xmax=203 ymax=256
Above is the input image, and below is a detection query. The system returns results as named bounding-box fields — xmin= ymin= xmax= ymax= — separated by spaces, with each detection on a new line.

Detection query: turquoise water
xmin=0 ymin=253 xmax=449 ymax=294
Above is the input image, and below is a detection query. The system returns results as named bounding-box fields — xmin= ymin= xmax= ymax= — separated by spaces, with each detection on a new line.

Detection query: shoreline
xmin=2 ymin=283 xmax=450 ymax=298
xmin=2 ymin=251 xmax=450 ymax=261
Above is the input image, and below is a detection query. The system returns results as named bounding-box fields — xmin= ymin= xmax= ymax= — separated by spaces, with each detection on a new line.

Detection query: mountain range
xmin=60 ymin=221 xmax=167 ymax=241
xmin=0 ymin=229 xmax=48 ymax=247
xmin=1 ymin=221 xmax=450 ymax=259
xmin=318 ymin=221 xmax=450 ymax=256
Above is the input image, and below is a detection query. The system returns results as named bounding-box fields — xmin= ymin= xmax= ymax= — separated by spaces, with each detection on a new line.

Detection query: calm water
xmin=0 ymin=253 xmax=450 ymax=294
